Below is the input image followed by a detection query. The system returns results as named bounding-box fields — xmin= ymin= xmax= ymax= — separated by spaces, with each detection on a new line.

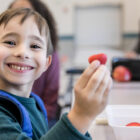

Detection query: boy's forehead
xmin=5 ymin=15 xmax=36 ymax=27
xmin=1 ymin=15 xmax=40 ymax=33
xmin=0 ymin=8 xmax=50 ymax=39
xmin=0 ymin=15 xmax=47 ymax=43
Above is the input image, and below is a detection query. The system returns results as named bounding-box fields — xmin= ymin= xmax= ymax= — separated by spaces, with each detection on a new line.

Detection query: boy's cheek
xmin=0 ymin=49 xmax=9 ymax=60
xmin=38 ymin=57 xmax=51 ymax=73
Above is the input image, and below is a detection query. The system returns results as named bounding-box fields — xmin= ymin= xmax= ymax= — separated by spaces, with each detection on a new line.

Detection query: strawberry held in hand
xmin=88 ymin=53 xmax=107 ymax=64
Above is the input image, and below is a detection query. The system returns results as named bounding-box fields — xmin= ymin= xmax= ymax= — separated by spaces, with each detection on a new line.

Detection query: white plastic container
xmin=106 ymin=105 xmax=140 ymax=140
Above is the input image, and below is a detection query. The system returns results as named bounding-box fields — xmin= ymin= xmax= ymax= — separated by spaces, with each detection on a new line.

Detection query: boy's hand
xmin=68 ymin=60 xmax=112 ymax=134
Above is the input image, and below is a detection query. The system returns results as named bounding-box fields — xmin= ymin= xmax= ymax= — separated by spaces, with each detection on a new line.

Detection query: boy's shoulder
xmin=0 ymin=90 xmax=48 ymax=138
xmin=0 ymin=90 xmax=33 ymax=137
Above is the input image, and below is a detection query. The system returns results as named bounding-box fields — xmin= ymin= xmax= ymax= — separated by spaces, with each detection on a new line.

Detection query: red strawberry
xmin=88 ymin=53 xmax=107 ymax=64
xmin=126 ymin=122 xmax=140 ymax=127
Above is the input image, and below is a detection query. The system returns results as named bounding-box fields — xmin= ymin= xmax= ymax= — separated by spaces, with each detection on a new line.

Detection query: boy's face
xmin=0 ymin=16 xmax=51 ymax=86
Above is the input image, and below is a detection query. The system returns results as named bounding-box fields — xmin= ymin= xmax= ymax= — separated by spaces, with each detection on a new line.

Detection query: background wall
xmin=0 ymin=0 xmax=140 ymax=36
xmin=122 ymin=0 xmax=140 ymax=33
xmin=46 ymin=0 xmax=140 ymax=36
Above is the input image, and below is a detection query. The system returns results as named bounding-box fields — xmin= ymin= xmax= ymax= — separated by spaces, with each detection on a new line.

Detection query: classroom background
xmin=1 ymin=0 xmax=140 ymax=104
xmin=1 ymin=0 xmax=140 ymax=102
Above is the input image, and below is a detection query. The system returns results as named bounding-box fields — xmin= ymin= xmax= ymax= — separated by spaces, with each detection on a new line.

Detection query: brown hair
xmin=9 ymin=0 xmax=58 ymax=51
xmin=0 ymin=8 xmax=53 ymax=55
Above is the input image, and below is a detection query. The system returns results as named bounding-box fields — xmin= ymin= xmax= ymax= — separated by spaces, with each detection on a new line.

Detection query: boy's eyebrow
xmin=29 ymin=35 xmax=45 ymax=45
xmin=1 ymin=32 xmax=19 ymax=39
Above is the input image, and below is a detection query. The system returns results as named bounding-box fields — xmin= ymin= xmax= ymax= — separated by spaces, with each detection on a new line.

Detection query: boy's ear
xmin=44 ymin=55 xmax=52 ymax=72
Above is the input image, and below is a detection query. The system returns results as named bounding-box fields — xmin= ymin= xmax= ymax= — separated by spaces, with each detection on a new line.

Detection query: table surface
xmin=88 ymin=81 xmax=140 ymax=140
xmin=89 ymin=123 xmax=116 ymax=140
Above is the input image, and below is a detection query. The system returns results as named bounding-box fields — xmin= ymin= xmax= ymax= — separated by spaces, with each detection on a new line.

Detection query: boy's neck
xmin=0 ymin=81 xmax=32 ymax=98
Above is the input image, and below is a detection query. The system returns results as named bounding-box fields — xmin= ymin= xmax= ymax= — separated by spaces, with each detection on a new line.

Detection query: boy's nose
xmin=13 ymin=45 xmax=30 ymax=59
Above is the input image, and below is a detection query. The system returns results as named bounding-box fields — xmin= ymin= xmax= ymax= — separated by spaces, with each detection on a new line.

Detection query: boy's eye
xmin=4 ymin=41 xmax=16 ymax=46
xmin=31 ymin=44 xmax=41 ymax=49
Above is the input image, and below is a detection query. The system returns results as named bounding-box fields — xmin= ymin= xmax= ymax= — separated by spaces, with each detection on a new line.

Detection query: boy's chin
xmin=5 ymin=78 xmax=34 ymax=88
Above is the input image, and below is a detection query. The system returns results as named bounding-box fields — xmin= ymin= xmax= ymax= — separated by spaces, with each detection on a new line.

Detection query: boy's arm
xmin=0 ymin=106 xmax=91 ymax=140
xmin=68 ymin=60 xmax=112 ymax=134
xmin=42 ymin=113 xmax=92 ymax=140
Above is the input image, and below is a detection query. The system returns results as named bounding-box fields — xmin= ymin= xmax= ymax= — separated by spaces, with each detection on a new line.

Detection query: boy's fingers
xmin=75 ymin=60 xmax=100 ymax=89
xmin=102 ymin=78 xmax=113 ymax=104
xmin=94 ymin=70 xmax=110 ymax=99
xmin=86 ymin=65 xmax=107 ymax=94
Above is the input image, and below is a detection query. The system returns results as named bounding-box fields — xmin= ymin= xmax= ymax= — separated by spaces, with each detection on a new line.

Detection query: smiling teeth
xmin=10 ymin=65 xmax=31 ymax=70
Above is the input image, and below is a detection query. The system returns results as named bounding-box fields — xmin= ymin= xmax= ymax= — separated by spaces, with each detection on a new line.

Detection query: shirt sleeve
xmin=42 ymin=113 xmax=92 ymax=140
xmin=0 ymin=106 xmax=92 ymax=140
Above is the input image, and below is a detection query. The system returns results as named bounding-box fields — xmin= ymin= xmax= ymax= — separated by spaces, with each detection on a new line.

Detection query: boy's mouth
xmin=7 ymin=63 xmax=34 ymax=72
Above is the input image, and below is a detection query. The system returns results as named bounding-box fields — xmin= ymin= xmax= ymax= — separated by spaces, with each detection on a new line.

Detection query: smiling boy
xmin=0 ymin=8 xmax=51 ymax=97
xmin=0 ymin=8 xmax=112 ymax=140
